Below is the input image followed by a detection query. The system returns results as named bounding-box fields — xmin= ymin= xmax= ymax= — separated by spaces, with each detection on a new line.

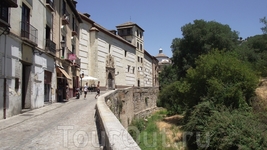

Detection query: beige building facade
xmin=79 ymin=14 xmax=158 ymax=90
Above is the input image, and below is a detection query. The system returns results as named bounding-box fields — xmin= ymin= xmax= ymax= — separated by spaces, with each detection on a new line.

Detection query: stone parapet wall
xmin=95 ymin=87 xmax=159 ymax=149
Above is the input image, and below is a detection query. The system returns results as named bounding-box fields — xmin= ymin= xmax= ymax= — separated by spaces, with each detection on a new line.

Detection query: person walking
xmin=95 ymin=81 xmax=100 ymax=99
xmin=84 ymin=82 xmax=88 ymax=99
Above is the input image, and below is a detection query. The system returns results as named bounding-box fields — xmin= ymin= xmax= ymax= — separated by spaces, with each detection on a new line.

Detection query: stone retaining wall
xmin=95 ymin=87 xmax=159 ymax=149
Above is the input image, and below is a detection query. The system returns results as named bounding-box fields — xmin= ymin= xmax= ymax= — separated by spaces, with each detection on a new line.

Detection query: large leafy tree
xmin=171 ymin=19 xmax=239 ymax=79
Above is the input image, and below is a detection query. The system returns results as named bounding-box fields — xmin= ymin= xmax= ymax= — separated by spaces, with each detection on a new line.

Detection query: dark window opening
xmin=0 ymin=4 xmax=8 ymax=23
xmin=127 ymin=28 xmax=131 ymax=35
xmin=72 ymin=44 xmax=75 ymax=54
xmin=21 ymin=3 xmax=30 ymax=38
xmin=61 ymin=35 xmax=65 ymax=57
xmin=62 ymin=0 xmax=66 ymax=15
xmin=45 ymin=25 xmax=51 ymax=40
xmin=124 ymin=50 xmax=127 ymax=57
xmin=128 ymin=65 xmax=130 ymax=72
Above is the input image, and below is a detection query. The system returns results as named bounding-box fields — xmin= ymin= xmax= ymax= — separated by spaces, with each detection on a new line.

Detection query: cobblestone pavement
xmin=0 ymin=92 xmax=101 ymax=150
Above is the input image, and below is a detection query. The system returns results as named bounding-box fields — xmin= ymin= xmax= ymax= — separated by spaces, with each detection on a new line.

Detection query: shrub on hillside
xmin=183 ymin=101 xmax=267 ymax=149
xmin=158 ymin=80 xmax=189 ymax=115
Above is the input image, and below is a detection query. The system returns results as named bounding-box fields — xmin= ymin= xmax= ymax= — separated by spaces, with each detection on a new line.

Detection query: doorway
xmin=22 ymin=64 xmax=31 ymax=109
xmin=108 ymin=73 xmax=113 ymax=90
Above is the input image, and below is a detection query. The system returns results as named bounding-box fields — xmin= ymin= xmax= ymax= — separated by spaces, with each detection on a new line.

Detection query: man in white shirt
xmin=84 ymin=82 xmax=88 ymax=99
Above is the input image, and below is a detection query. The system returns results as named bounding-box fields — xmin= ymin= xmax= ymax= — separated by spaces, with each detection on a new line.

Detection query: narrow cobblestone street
xmin=0 ymin=92 xmax=101 ymax=150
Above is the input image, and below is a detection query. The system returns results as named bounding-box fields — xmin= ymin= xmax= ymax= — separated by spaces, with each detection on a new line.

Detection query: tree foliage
xmin=158 ymin=65 xmax=178 ymax=89
xmin=158 ymin=80 xmax=189 ymax=115
xmin=184 ymin=50 xmax=258 ymax=109
xmin=183 ymin=102 xmax=267 ymax=149
xmin=233 ymin=34 xmax=267 ymax=76
xmin=171 ymin=19 xmax=239 ymax=78
xmin=157 ymin=19 xmax=267 ymax=149
xmin=260 ymin=17 xmax=267 ymax=34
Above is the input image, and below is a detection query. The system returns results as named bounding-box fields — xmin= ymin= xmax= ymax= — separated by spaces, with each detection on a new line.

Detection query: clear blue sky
xmin=76 ymin=0 xmax=267 ymax=58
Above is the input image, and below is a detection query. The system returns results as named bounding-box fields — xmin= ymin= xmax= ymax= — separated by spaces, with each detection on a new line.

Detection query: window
xmin=72 ymin=44 xmax=75 ymax=53
xmin=72 ymin=15 xmax=75 ymax=30
xmin=124 ymin=50 xmax=127 ymax=57
xmin=136 ymin=30 xmax=139 ymax=37
xmin=140 ymin=32 xmax=142 ymax=38
xmin=61 ymin=35 xmax=65 ymax=57
xmin=137 ymin=42 xmax=139 ymax=49
xmin=45 ymin=25 xmax=51 ymax=40
xmin=62 ymin=0 xmax=66 ymax=15
xmin=21 ymin=4 xmax=30 ymax=38
xmin=141 ymin=58 xmax=143 ymax=63
xmin=109 ymin=44 xmax=111 ymax=53
xmin=128 ymin=65 xmax=130 ymax=72
xmin=0 ymin=4 xmax=8 ymax=23
xmin=127 ymin=28 xmax=131 ymax=35
xmin=140 ymin=44 xmax=142 ymax=51
xmin=133 ymin=67 xmax=135 ymax=74
xmin=138 ymin=56 xmax=140 ymax=62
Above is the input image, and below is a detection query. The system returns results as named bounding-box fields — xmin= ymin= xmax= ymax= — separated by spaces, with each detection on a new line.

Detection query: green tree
xmin=171 ymin=19 xmax=239 ymax=79
xmin=260 ymin=17 xmax=267 ymax=34
xmin=158 ymin=64 xmax=177 ymax=89
xmin=234 ymin=34 xmax=267 ymax=76
xmin=184 ymin=50 xmax=258 ymax=109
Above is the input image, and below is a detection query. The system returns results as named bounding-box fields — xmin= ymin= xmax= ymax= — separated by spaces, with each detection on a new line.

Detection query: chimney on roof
xmin=72 ymin=0 xmax=77 ymax=8
xmin=109 ymin=30 xmax=117 ymax=35
xmin=83 ymin=13 xmax=90 ymax=18
xmin=159 ymin=48 xmax=163 ymax=54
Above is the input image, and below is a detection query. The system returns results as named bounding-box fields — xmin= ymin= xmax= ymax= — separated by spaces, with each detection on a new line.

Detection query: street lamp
xmin=80 ymin=72 xmax=84 ymax=94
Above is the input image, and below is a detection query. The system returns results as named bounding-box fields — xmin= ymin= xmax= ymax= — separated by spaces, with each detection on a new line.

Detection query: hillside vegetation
xmin=157 ymin=18 xmax=267 ymax=149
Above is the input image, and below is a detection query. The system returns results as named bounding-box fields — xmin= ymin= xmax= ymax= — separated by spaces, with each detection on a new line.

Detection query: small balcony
xmin=20 ymin=21 xmax=38 ymax=46
xmin=72 ymin=24 xmax=79 ymax=36
xmin=45 ymin=0 xmax=54 ymax=11
xmin=3 ymin=0 xmax=18 ymax=8
xmin=45 ymin=39 xmax=56 ymax=56
xmin=62 ymin=11 xmax=70 ymax=25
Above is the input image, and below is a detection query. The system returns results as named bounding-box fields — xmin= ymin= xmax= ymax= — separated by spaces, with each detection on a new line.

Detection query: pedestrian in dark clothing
xmin=95 ymin=81 xmax=100 ymax=99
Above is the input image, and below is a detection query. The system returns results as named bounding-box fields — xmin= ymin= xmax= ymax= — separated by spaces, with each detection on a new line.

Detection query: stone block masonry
xmin=95 ymin=87 xmax=159 ymax=150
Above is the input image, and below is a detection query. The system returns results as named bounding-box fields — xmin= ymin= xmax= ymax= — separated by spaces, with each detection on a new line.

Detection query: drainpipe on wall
xmin=3 ymin=31 xmax=8 ymax=119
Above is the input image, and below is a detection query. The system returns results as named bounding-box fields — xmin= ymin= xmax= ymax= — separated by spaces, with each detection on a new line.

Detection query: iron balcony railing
xmin=20 ymin=21 xmax=38 ymax=44
xmin=46 ymin=0 xmax=54 ymax=8
xmin=45 ymin=39 xmax=56 ymax=55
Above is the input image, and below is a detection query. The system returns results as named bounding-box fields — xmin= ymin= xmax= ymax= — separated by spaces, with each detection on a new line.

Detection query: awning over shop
xmin=57 ymin=67 xmax=71 ymax=80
